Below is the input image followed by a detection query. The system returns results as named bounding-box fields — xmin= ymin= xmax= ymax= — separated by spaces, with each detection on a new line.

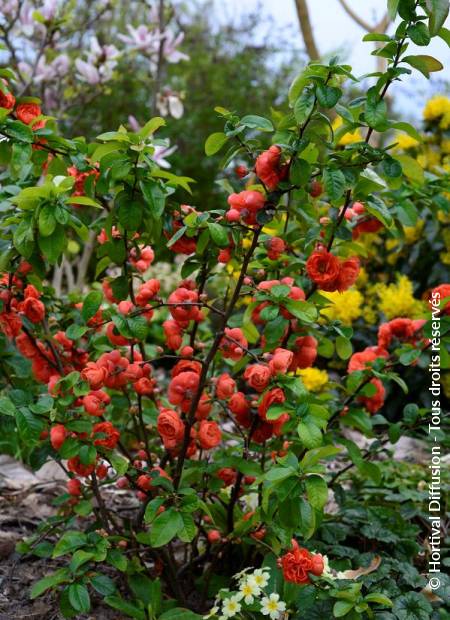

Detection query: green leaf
xmin=52 ymin=531 xmax=86 ymax=558
xmin=298 ymin=421 xmax=322 ymax=449
xmin=68 ymin=196 xmax=102 ymax=209
xmin=207 ymin=222 xmax=229 ymax=248
xmin=428 ymin=0 xmax=450 ymax=36
xmin=82 ymin=290 xmax=102 ymax=322
xmin=316 ymin=84 xmax=341 ymax=108
xmin=365 ymin=89 xmax=387 ymax=131
xmin=393 ymin=154 xmax=424 ymax=185
xmin=240 ymin=115 xmax=274 ymax=132
xmin=365 ymin=593 xmax=393 ymax=606
xmin=138 ymin=116 xmax=165 ymax=137
xmin=90 ymin=574 xmax=116 ymax=596
xmin=68 ymin=584 xmax=90 ymax=613
xmin=362 ymin=33 xmax=392 ymax=42
xmin=437 ymin=26 xmax=450 ymax=46
xmin=390 ymin=121 xmax=422 ymax=142
xmin=403 ymin=54 xmax=443 ymax=78
xmin=30 ymin=569 xmax=71 ymax=599
xmin=0 ymin=397 xmax=17 ymax=416
xmin=334 ymin=600 xmax=354 ymax=617
xmin=323 ymin=168 xmax=346 ymax=201
xmin=38 ymin=224 xmax=66 ymax=264
xmin=159 ymin=609 xmax=202 ymax=620
xmin=150 ymin=508 xmax=183 ymax=547
xmin=294 ymin=89 xmax=315 ymax=124
xmin=38 ymin=205 xmax=56 ymax=237
xmin=204 ymin=132 xmax=228 ymax=156
xmin=117 ymin=200 xmax=142 ymax=231
xmin=407 ymin=22 xmax=431 ymax=46
xmin=336 ymin=336 xmax=353 ymax=360
xmin=5 ymin=120 xmax=34 ymax=142
xmin=305 ymin=475 xmax=328 ymax=510
xmin=387 ymin=0 xmax=400 ymax=19
xmin=104 ymin=595 xmax=145 ymax=620
xmin=365 ymin=195 xmax=393 ymax=227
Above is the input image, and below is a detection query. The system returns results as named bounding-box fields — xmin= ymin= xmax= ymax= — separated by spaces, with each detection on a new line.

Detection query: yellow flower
xmin=356 ymin=267 xmax=369 ymax=287
xmin=441 ymin=139 xmax=450 ymax=155
xmin=440 ymin=251 xmax=450 ymax=265
xmin=423 ymin=95 xmax=450 ymax=129
xmin=321 ymin=289 xmax=363 ymax=325
xmin=332 ymin=117 xmax=362 ymax=146
xmin=404 ymin=221 xmax=424 ymax=244
xmin=374 ymin=275 xmax=424 ymax=319
xmin=298 ymin=368 xmax=329 ymax=391
xmin=394 ymin=133 xmax=419 ymax=151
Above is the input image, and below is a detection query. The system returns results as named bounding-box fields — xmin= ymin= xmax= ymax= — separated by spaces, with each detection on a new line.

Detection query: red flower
xmin=227 ymin=190 xmax=265 ymax=225
xmin=22 ymin=297 xmax=45 ymax=323
xmin=377 ymin=317 xmax=424 ymax=349
xmin=92 ymin=421 xmax=120 ymax=449
xmin=134 ymin=377 xmax=155 ymax=396
xmin=430 ymin=284 xmax=450 ymax=315
xmin=67 ymin=165 xmax=100 ymax=197
xmin=266 ymin=236 xmax=286 ymax=260
xmin=168 ymin=371 xmax=200 ymax=412
xmin=269 ymin=348 xmax=294 ymax=375
xmin=0 ymin=85 xmax=15 ymax=109
xmin=82 ymin=390 xmax=111 ymax=416
xmin=67 ymin=456 xmax=95 ymax=478
xmin=347 ymin=346 xmax=389 ymax=374
xmin=163 ymin=320 xmax=183 ymax=350
xmin=220 ymin=327 xmax=248 ymax=361
xmin=0 ymin=311 xmax=22 ymax=339
xmin=306 ymin=247 xmax=360 ymax=293
xmin=67 ymin=478 xmax=82 ymax=496
xmin=165 ymin=205 xmax=198 ymax=254
xmin=168 ymin=287 xmax=201 ymax=323
xmin=229 ymin=392 xmax=250 ymax=416
xmin=50 ymin=424 xmax=67 ymax=451
xmin=255 ymin=145 xmax=288 ymax=190
xmin=258 ymin=387 xmax=286 ymax=421
xmin=137 ymin=467 xmax=171 ymax=491
xmin=81 ymin=362 xmax=108 ymax=390
xmin=157 ymin=408 xmax=185 ymax=449
xmin=136 ymin=279 xmax=161 ymax=306
xmin=244 ymin=364 xmax=271 ymax=392
xmin=16 ymin=102 xmax=41 ymax=125
xmin=278 ymin=539 xmax=324 ymax=584
xmin=290 ymin=336 xmax=318 ymax=370
xmin=358 ymin=377 xmax=386 ymax=414
xmin=216 ymin=373 xmax=236 ymax=400
xmin=335 ymin=256 xmax=360 ymax=292
xmin=198 ymin=420 xmax=221 ymax=449
xmin=306 ymin=248 xmax=340 ymax=291
xmin=171 ymin=359 xmax=202 ymax=377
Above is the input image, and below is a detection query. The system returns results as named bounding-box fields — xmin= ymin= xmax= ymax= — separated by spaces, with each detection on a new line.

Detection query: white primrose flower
xmin=260 ymin=593 xmax=287 ymax=620
xmin=221 ymin=595 xmax=242 ymax=618
xmin=238 ymin=577 xmax=261 ymax=604
xmin=248 ymin=568 xmax=270 ymax=589
xmin=203 ymin=604 xmax=220 ymax=619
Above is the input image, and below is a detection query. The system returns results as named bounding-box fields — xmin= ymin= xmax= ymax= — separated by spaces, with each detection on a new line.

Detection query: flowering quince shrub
xmin=0 ymin=1 xmax=450 ymax=619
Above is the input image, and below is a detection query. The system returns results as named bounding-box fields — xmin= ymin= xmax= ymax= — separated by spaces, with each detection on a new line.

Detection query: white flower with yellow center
xmin=203 ymin=604 xmax=220 ymax=619
xmin=238 ymin=578 xmax=261 ymax=604
xmin=260 ymin=593 xmax=287 ymax=619
xmin=221 ymin=595 xmax=242 ymax=618
xmin=248 ymin=568 xmax=270 ymax=589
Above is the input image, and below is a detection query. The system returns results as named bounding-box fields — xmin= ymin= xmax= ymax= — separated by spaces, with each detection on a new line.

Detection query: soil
xmin=0 ymin=456 xmax=125 ymax=620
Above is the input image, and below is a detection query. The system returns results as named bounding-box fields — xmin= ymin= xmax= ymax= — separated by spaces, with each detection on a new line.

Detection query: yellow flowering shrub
xmin=298 ymin=368 xmax=329 ymax=392
xmin=320 ymin=289 xmax=363 ymax=325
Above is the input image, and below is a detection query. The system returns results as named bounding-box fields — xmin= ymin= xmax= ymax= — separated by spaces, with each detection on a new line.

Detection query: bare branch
xmin=336 ymin=0 xmax=374 ymax=32
xmin=294 ymin=0 xmax=320 ymax=60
